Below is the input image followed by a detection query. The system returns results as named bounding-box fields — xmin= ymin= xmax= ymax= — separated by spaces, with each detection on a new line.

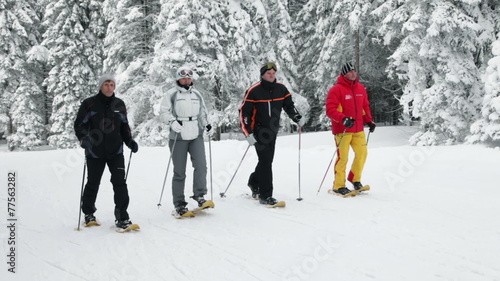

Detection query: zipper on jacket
xmin=351 ymin=83 xmax=358 ymax=129
xmin=268 ymin=101 xmax=271 ymax=117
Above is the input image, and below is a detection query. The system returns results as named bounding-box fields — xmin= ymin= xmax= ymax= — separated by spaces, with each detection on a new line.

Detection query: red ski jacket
xmin=326 ymin=75 xmax=373 ymax=134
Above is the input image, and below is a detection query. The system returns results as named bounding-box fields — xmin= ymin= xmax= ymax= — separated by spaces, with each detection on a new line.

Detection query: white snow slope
xmin=1 ymin=126 xmax=499 ymax=281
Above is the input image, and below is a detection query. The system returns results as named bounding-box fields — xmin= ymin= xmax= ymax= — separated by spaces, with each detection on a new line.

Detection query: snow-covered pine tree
xmin=102 ymin=0 xmax=161 ymax=145
xmin=8 ymin=79 xmax=46 ymax=150
xmin=146 ymin=0 xmax=232 ymax=145
xmin=259 ymin=0 xmax=299 ymax=89
xmin=246 ymin=0 xmax=308 ymax=132
xmin=214 ymin=1 xmax=267 ymax=136
xmin=149 ymin=0 xmax=296 ymax=143
xmin=469 ymin=33 xmax=500 ymax=145
xmin=0 ymin=0 xmax=15 ymax=139
xmin=379 ymin=0 xmax=496 ymax=145
xmin=42 ymin=0 xmax=105 ymax=148
xmin=287 ymin=0 xmax=308 ymax=18
xmin=294 ymin=0 xmax=380 ymax=130
xmin=0 ymin=0 xmax=47 ymax=150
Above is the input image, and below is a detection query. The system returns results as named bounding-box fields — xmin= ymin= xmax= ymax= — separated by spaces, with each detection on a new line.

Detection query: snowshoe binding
xmin=191 ymin=195 xmax=207 ymax=207
xmin=259 ymin=197 xmax=285 ymax=208
xmin=173 ymin=205 xmax=195 ymax=219
xmin=84 ymin=214 xmax=100 ymax=227
xmin=192 ymin=200 xmax=215 ymax=214
xmin=351 ymin=181 xmax=371 ymax=193
xmin=115 ymin=219 xmax=140 ymax=233
xmin=331 ymin=187 xmax=357 ymax=198
xmin=115 ymin=219 xmax=133 ymax=229
xmin=352 ymin=182 xmax=363 ymax=191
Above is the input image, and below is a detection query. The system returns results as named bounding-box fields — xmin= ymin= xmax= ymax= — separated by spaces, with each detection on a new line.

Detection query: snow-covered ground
xmin=1 ymin=126 xmax=500 ymax=281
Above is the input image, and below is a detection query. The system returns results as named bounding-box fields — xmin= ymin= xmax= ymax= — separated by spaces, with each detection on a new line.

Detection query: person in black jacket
xmin=74 ymin=74 xmax=138 ymax=229
xmin=239 ymin=62 xmax=304 ymax=205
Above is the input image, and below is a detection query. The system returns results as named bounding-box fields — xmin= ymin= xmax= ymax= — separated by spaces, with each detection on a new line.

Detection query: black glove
xmin=127 ymin=140 xmax=139 ymax=153
xmin=80 ymin=136 xmax=92 ymax=150
xmin=342 ymin=117 xmax=355 ymax=128
xmin=292 ymin=114 xmax=305 ymax=126
xmin=292 ymin=114 xmax=302 ymax=123
xmin=206 ymin=124 xmax=212 ymax=132
xmin=367 ymin=121 xmax=376 ymax=133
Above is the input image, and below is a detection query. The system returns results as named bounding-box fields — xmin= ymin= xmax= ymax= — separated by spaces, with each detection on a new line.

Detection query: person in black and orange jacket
xmin=239 ymin=62 xmax=304 ymax=205
xmin=326 ymin=62 xmax=376 ymax=196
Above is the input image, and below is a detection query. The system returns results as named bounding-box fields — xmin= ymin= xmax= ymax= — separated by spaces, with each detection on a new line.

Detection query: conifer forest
xmin=1 ymin=0 xmax=499 ymax=150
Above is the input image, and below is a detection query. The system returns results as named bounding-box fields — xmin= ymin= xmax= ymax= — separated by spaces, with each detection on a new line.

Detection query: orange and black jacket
xmin=239 ymin=79 xmax=299 ymax=137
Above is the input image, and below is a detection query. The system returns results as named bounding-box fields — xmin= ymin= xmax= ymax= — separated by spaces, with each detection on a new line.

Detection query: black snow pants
xmin=248 ymin=131 xmax=277 ymax=200
xmin=81 ymin=154 xmax=129 ymax=221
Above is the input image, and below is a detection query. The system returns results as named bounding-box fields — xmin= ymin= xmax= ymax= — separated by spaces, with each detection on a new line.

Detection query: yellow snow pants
xmin=333 ymin=131 xmax=368 ymax=190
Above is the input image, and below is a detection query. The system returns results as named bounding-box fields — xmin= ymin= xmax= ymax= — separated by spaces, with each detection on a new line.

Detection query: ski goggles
xmin=263 ymin=62 xmax=277 ymax=72
xmin=178 ymin=69 xmax=194 ymax=78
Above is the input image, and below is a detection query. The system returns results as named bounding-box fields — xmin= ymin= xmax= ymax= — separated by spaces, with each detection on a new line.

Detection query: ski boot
xmin=175 ymin=205 xmax=190 ymax=216
xmin=248 ymin=183 xmax=259 ymax=199
xmin=351 ymin=182 xmax=363 ymax=191
xmin=191 ymin=195 xmax=207 ymax=207
xmin=115 ymin=219 xmax=133 ymax=229
xmin=259 ymin=197 xmax=278 ymax=205
xmin=248 ymin=173 xmax=260 ymax=199
xmin=84 ymin=214 xmax=97 ymax=225
xmin=332 ymin=187 xmax=356 ymax=197
xmin=350 ymin=181 xmax=370 ymax=193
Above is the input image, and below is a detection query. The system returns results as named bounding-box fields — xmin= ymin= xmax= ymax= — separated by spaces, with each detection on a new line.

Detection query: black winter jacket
xmin=74 ymin=92 xmax=133 ymax=159
xmin=239 ymin=79 xmax=299 ymax=138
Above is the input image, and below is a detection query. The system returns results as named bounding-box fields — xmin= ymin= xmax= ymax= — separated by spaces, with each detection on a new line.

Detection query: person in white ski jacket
xmin=159 ymin=65 xmax=212 ymax=216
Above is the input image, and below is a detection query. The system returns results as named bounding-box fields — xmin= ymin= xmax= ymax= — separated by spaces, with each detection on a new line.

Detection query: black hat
xmin=341 ymin=62 xmax=355 ymax=75
xmin=260 ymin=62 xmax=278 ymax=76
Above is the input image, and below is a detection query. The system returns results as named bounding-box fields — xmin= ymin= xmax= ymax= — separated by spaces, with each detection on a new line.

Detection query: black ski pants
xmin=81 ymin=154 xmax=130 ymax=221
xmin=248 ymin=133 xmax=277 ymax=200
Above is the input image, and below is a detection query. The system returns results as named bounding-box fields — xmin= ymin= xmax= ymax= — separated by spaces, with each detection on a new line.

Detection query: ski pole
xmin=157 ymin=135 xmax=178 ymax=208
xmin=316 ymin=129 xmax=347 ymax=194
xmin=208 ymin=132 xmax=213 ymax=201
xmin=219 ymin=144 xmax=251 ymax=198
xmin=297 ymin=126 xmax=303 ymax=201
xmin=125 ymin=150 xmax=132 ymax=181
xmin=76 ymin=158 xmax=87 ymax=231
xmin=365 ymin=131 xmax=371 ymax=146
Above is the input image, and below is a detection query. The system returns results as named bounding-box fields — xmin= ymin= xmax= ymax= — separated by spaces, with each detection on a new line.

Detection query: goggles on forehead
xmin=178 ymin=69 xmax=194 ymax=78
xmin=263 ymin=62 xmax=277 ymax=71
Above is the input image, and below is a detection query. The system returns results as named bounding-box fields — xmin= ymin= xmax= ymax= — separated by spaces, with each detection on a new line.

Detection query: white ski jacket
xmin=159 ymin=84 xmax=208 ymax=140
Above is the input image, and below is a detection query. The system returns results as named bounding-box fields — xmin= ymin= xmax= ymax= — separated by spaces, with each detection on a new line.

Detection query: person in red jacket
xmin=325 ymin=62 xmax=375 ymax=196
